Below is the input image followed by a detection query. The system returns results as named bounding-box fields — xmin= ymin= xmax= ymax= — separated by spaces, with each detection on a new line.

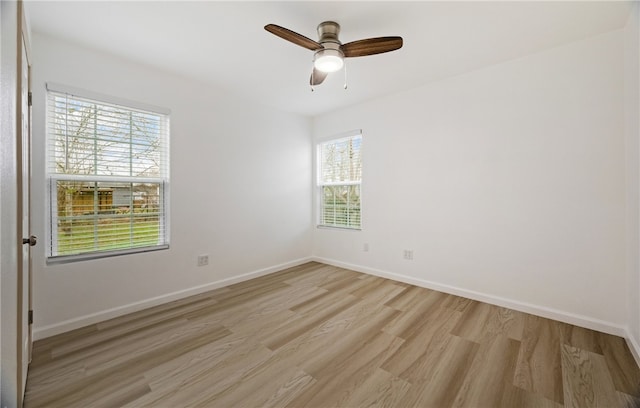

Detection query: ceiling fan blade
xmin=310 ymin=68 xmax=328 ymax=86
xmin=265 ymin=24 xmax=323 ymax=51
xmin=342 ymin=36 xmax=403 ymax=58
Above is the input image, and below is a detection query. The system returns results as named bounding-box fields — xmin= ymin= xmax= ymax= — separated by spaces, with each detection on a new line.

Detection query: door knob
xmin=22 ymin=235 xmax=37 ymax=246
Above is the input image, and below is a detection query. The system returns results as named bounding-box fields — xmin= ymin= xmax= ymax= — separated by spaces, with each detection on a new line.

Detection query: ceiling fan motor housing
xmin=317 ymin=21 xmax=341 ymax=44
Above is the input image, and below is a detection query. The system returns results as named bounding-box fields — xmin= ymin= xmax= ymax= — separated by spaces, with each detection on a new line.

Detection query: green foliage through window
xmin=318 ymin=133 xmax=362 ymax=229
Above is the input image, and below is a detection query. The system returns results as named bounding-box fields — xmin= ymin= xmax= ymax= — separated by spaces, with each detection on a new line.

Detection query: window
xmin=317 ymin=131 xmax=362 ymax=229
xmin=46 ymin=84 xmax=170 ymax=262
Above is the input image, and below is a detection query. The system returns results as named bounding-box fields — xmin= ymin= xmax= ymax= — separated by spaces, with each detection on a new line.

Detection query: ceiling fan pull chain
xmin=343 ymin=61 xmax=348 ymax=90
xmin=311 ymin=61 xmax=315 ymax=92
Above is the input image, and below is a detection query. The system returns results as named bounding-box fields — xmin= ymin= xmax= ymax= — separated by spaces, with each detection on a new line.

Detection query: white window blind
xmin=318 ymin=131 xmax=362 ymax=229
xmin=46 ymin=85 xmax=170 ymax=261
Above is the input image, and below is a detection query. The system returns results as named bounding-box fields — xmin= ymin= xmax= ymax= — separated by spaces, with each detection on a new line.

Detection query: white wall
xmin=313 ymin=30 xmax=627 ymax=334
xmin=30 ymin=34 xmax=312 ymax=338
xmin=0 ymin=1 xmax=19 ymax=405
xmin=625 ymin=2 xmax=640 ymax=359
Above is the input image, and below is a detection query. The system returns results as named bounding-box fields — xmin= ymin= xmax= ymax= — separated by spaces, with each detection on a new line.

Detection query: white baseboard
xmin=33 ymin=257 xmax=313 ymax=340
xmin=312 ymin=256 xmax=629 ymax=338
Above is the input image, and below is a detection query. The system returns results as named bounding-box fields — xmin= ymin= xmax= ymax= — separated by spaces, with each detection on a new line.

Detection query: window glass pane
xmin=321 ymin=185 xmax=361 ymax=228
xmin=320 ymin=135 xmax=362 ymax=183
xmin=50 ymin=95 xmax=164 ymax=177
xmin=55 ymin=181 xmax=163 ymax=256
xmin=51 ymin=96 xmax=97 ymax=175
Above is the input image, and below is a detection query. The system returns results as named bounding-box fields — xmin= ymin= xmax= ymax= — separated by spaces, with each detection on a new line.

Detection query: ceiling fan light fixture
xmin=314 ymin=48 xmax=344 ymax=73
xmin=265 ymin=21 xmax=403 ymax=86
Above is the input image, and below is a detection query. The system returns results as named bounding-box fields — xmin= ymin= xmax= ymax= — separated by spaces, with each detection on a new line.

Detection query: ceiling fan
xmin=264 ymin=21 xmax=403 ymax=86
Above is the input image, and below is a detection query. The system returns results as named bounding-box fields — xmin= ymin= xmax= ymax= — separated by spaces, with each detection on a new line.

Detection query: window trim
xmin=316 ymin=130 xmax=363 ymax=230
xmin=45 ymin=83 xmax=171 ymax=263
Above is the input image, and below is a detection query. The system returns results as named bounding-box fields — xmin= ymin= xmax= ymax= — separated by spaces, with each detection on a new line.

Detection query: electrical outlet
xmin=403 ymin=250 xmax=413 ymax=260
xmin=197 ymin=254 xmax=209 ymax=266
xmin=363 ymin=243 xmax=369 ymax=252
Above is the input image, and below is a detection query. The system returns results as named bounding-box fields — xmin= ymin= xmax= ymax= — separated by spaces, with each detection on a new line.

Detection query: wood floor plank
xmin=89 ymin=375 xmax=152 ymax=408
xmin=24 ymin=262 xmax=640 ymax=408
xmin=143 ymin=334 xmax=266 ymax=388
xmin=216 ymin=284 xmax=326 ymax=330
xmin=381 ymin=305 xmax=462 ymax=379
xmin=382 ymin=289 xmax=449 ymax=340
xmin=250 ymin=303 xmax=398 ymax=382
xmin=451 ymin=335 xmax=521 ymax=407
xmin=289 ymin=278 xmax=370 ymax=315
xmin=557 ymin=322 xmax=604 ymax=355
xmin=513 ymin=314 xmax=565 ymax=404
xmin=85 ymin=321 xmax=230 ymax=374
xmin=501 ymin=384 xmax=564 ymax=408
xmin=30 ymin=324 xmax=99 ymax=357
xmin=598 ymin=332 xmax=640 ymax=397
xmin=282 ymin=264 xmax=347 ymax=288
xmin=27 ymin=324 xmax=231 ymax=407
xmin=253 ymin=369 xmax=317 ymax=408
xmin=262 ymin=293 xmax=361 ymax=350
xmin=442 ymin=293 xmax=475 ymax=312
xmin=94 ymin=290 xmax=219 ymax=330
xmin=195 ymin=357 xmax=311 ymax=407
xmin=337 ymin=367 xmax=412 ymax=408
xmin=286 ymin=331 xmax=405 ymax=407
xmin=300 ymin=304 xmax=401 ymax=379
xmin=451 ymin=301 xmax=524 ymax=343
xmin=23 ymin=361 xmax=86 ymax=403
xmin=316 ymin=272 xmax=364 ymax=292
xmin=349 ymin=275 xmax=406 ymax=304
xmin=52 ymin=299 xmax=213 ymax=359
xmin=449 ymin=300 xmax=494 ymax=341
xmin=561 ymin=344 xmax=619 ymax=408
xmin=397 ymin=334 xmax=479 ymax=407
xmin=484 ymin=305 xmax=526 ymax=341
xmin=384 ymin=284 xmax=433 ymax=311
xmin=26 ymin=313 xmax=192 ymax=392
xmin=140 ymin=337 xmax=273 ymax=407
xmin=617 ymin=390 xmax=640 ymax=407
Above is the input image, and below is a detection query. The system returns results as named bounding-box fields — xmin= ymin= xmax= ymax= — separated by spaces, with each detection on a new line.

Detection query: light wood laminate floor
xmin=24 ymin=262 xmax=640 ymax=407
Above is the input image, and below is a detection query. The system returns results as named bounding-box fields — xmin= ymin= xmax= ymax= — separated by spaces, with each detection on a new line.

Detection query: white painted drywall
xmin=625 ymin=2 xmax=640 ymax=356
xmin=313 ymin=30 xmax=627 ymax=332
xmin=0 ymin=1 xmax=19 ymax=405
xmin=30 ymin=34 xmax=312 ymax=338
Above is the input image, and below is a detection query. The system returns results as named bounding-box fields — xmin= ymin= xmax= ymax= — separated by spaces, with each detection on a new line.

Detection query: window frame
xmin=45 ymin=83 xmax=171 ymax=263
xmin=316 ymin=130 xmax=363 ymax=230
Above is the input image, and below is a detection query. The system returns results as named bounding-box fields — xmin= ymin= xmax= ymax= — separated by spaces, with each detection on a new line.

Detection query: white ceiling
xmin=25 ymin=1 xmax=633 ymax=117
